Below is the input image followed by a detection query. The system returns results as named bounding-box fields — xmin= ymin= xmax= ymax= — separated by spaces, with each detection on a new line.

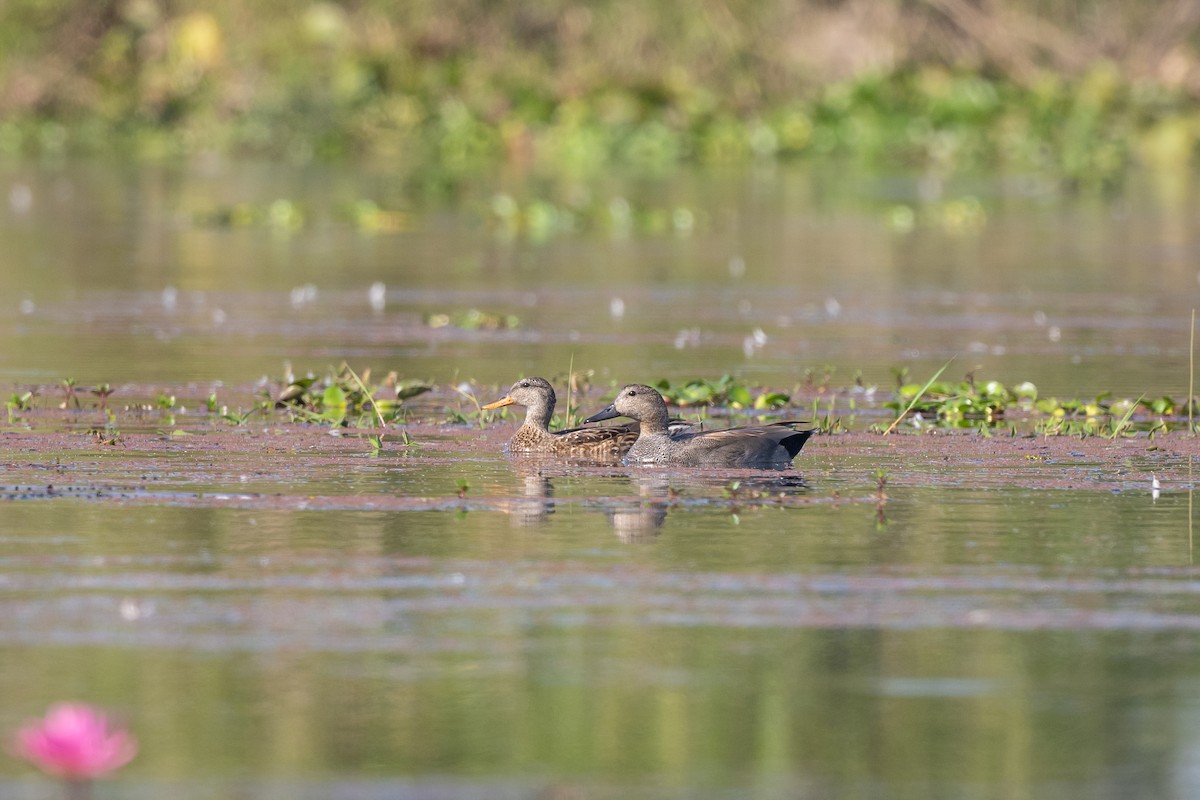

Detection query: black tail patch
xmin=781 ymin=428 xmax=816 ymax=458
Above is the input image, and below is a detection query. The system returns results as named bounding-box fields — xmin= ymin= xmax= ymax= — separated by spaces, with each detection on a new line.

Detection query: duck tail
xmin=781 ymin=428 xmax=816 ymax=458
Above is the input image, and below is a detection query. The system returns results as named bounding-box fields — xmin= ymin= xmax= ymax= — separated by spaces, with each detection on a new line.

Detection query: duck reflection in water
xmin=607 ymin=473 xmax=674 ymax=542
xmin=495 ymin=460 xmax=809 ymax=539
xmin=498 ymin=460 xmax=672 ymax=537
xmin=505 ymin=471 xmax=556 ymax=528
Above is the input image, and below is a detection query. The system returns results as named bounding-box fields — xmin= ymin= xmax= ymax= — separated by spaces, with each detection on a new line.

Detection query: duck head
xmin=482 ymin=377 xmax=556 ymax=428
xmin=584 ymin=384 xmax=670 ymax=428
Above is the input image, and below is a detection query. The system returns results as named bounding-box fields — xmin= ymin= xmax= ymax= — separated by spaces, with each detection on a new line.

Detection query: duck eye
xmin=519 ymin=382 xmax=529 ymax=388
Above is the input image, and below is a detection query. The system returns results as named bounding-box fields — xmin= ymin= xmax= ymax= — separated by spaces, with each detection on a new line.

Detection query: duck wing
xmin=555 ymin=420 xmax=638 ymax=439
xmin=552 ymin=422 xmax=641 ymax=454
xmin=560 ymin=418 xmax=696 ymax=438
xmin=677 ymin=421 xmax=814 ymax=466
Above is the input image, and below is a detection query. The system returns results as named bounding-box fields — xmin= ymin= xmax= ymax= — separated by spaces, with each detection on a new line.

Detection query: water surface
xmin=2 ymin=162 xmax=1197 ymax=396
xmin=1 ymin=161 xmax=1199 ymax=798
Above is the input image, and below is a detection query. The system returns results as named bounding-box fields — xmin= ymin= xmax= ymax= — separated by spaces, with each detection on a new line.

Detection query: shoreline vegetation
xmin=8 ymin=365 xmax=1199 ymax=440
xmin=4 ymin=1 xmax=1200 ymax=185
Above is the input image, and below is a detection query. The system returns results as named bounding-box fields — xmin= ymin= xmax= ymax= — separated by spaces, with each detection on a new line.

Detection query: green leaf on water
xmin=396 ymin=383 xmax=433 ymax=401
xmin=322 ymin=384 xmax=348 ymax=424
xmin=1013 ymin=381 xmax=1038 ymax=401
xmin=754 ymin=391 xmax=790 ymax=410
xmin=727 ymin=385 xmax=752 ymax=409
xmin=323 ymin=384 xmax=347 ymax=409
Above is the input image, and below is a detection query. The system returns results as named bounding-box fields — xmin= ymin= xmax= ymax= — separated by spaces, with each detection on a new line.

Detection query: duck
xmin=584 ymin=383 xmax=814 ymax=468
xmin=482 ymin=376 xmax=642 ymax=460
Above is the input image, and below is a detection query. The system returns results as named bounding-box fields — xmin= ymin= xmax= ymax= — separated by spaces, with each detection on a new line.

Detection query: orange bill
xmin=481 ymin=396 xmax=515 ymax=410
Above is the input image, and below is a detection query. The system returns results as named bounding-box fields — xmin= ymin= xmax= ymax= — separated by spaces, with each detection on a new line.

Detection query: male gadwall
xmin=584 ymin=384 xmax=813 ymax=468
xmin=482 ymin=376 xmax=640 ymax=459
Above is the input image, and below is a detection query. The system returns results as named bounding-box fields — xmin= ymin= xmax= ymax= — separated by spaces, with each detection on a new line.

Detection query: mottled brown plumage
xmin=482 ymin=377 xmax=640 ymax=460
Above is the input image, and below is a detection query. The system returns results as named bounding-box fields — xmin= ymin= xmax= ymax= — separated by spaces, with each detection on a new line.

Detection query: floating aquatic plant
xmin=7 ymin=391 xmax=33 ymax=420
xmin=426 ymin=309 xmax=521 ymax=331
xmin=274 ymin=364 xmax=432 ymax=428
xmin=91 ymin=384 xmax=113 ymax=411
xmin=653 ymin=375 xmax=789 ymax=412
xmin=59 ymin=379 xmax=80 ymax=410
xmin=12 ymin=702 xmax=137 ymax=799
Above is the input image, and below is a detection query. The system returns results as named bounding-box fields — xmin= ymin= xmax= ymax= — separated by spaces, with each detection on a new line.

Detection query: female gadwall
xmin=584 ymin=384 xmax=813 ymax=468
xmin=482 ymin=376 xmax=640 ymax=459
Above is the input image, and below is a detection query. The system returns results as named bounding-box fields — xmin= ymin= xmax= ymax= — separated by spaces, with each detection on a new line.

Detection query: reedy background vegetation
xmin=3 ymin=0 xmax=1200 ymax=183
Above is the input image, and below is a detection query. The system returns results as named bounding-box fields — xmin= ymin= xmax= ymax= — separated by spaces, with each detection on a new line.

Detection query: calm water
xmin=2 ymin=160 xmax=1200 ymax=798
xmin=2 ymin=160 xmax=1198 ymax=395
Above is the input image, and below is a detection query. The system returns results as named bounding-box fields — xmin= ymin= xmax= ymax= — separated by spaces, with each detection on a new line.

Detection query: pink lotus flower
xmin=13 ymin=703 xmax=137 ymax=780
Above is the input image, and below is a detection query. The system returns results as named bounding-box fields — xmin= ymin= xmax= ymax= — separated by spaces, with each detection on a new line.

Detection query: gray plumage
xmin=584 ymin=384 xmax=813 ymax=469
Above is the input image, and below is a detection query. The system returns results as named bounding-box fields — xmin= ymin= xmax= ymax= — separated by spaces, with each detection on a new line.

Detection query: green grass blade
xmin=883 ymin=358 xmax=954 ymax=436
xmin=566 ymin=352 xmax=575 ymax=429
xmin=1107 ymin=394 xmax=1144 ymax=439
xmin=343 ymin=363 xmax=386 ymax=429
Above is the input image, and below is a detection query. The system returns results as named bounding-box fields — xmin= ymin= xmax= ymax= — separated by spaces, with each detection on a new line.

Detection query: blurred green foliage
xmin=2 ymin=0 xmax=1200 ymax=184
xmin=883 ymin=376 xmax=1181 ymax=436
